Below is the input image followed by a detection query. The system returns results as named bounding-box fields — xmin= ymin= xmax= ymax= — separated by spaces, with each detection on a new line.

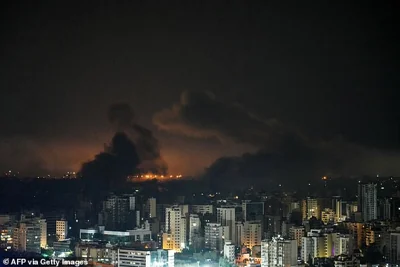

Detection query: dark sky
xmin=1 ymin=1 xmax=399 ymax=177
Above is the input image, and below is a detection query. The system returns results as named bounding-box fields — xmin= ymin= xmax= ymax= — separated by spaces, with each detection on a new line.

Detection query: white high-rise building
xmin=217 ymin=207 xmax=236 ymax=244
xmin=189 ymin=214 xmax=201 ymax=247
xmin=358 ymin=183 xmax=377 ymax=222
xmin=56 ymin=220 xmax=68 ymax=241
xmin=301 ymin=231 xmax=325 ymax=262
xmin=205 ymin=223 xmax=229 ymax=251
xmin=117 ymin=248 xmax=174 ymax=267
xmin=224 ymin=241 xmax=235 ymax=264
xmin=239 ymin=221 xmax=262 ymax=249
xmin=261 ymin=237 xmax=297 ymax=267
xmin=335 ymin=234 xmax=354 ymax=256
xmin=163 ymin=206 xmax=186 ymax=252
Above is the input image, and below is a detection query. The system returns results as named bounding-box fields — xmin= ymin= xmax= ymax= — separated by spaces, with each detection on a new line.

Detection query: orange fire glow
xmin=128 ymin=173 xmax=183 ymax=182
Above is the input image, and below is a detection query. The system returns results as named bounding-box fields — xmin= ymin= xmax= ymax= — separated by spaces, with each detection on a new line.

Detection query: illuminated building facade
xmin=0 ymin=225 xmax=13 ymax=251
xmin=224 ymin=241 xmax=235 ymax=264
xmin=302 ymin=198 xmax=320 ymax=220
xmin=321 ymin=208 xmax=335 ymax=225
xmin=13 ymin=222 xmax=42 ymax=253
xmin=261 ymin=237 xmax=297 ymax=267
xmin=240 ymin=221 xmax=262 ymax=249
xmin=163 ymin=206 xmax=186 ymax=252
xmin=56 ymin=220 xmax=68 ymax=241
xmin=289 ymin=226 xmax=305 ymax=248
xmin=117 ymin=248 xmax=174 ymax=267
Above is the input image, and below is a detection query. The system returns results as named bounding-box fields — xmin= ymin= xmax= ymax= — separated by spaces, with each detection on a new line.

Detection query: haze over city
xmin=1 ymin=1 xmax=399 ymax=182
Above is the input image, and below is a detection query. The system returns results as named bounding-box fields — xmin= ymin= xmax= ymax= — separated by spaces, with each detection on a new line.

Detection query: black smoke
xmin=80 ymin=103 xmax=168 ymax=192
xmin=80 ymin=132 xmax=140 ymax=189
xmin=108 ymin=103 xmax=168 ymax=174
xmin=154 ymin=91 xmax=400 ymax=189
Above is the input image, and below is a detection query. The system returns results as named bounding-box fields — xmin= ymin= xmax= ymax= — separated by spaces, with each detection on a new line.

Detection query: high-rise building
xmin=56 ymin=220 xmax=68 ymax=241
xmin=261 ymin=237 xmax=297 ymax=267
xmin=281 ymin=222 xmax=294 ymax=238
xmin=75 ymin=242 xmax=117 ymax=263
xmin=302 ymin=198 xmax=320 ymax=220
xmin=289 ymin=226 xmax=305 ymax=248
xmin=204 ymin=223 xmax=229 ymax=251
xmin=357 ymin=183 xmax=377 ymax=222
xmin=333 ymin=198 xmax=344 ymax=222
xmin=378 ymin=198 xmax=391 ymax=220
xmin=264 ymin=215 xmax=282 ymax=239
xmin=188 ymin=214 xmax=201 ymax=249
xmin=217 ymin=207 xmax=236 ymax=244
xmin=242 ymin=201 xmax=265 ymax=221
xmin=321 ymin=208 xmax=335 ymax=225
xmin=322 ymin=232 xmax=336 ymax=258
xmin=289 ymin=202 xmax=301 ymax=214
xmin=13 ymin=221 xmax=42 ymax=253
xmin=344 ymin=222 xmax=365 ymax=249
xmin=146 ymin=198 xmax=157 ymax=218
xmin=389 ymin=232 xmax=400 ymax=264
xmin=335 ymin=234 xmax=354 ymax=256
xmin=99 ymin=194 xmax=137 ymax=231
xmin=301 ymin=230 xmax=325 ymax=262
xmin=224 ymin=241 xmax=235 ymax=264
xmin=345 ymin=202 xmax=358 ymax=220
xmin=156 ymin=204 xmax=172 ymax=232
xmin=38 ymin=219 xmax=47 ymax=248
xmin=0 ymin=224 xmax=14 ymax=251
xmin=239 ymin=221 xmax=262 ymax=249
xmin=117 ymin=248 xmax=174 ymax=267
xmin=163 ymin=206 xmax=186 ymax=252
xmin=42 ymin=212 xmax=62 ymax=246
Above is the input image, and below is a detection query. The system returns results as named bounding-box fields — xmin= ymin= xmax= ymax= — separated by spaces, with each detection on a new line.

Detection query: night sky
xmin=1 ymin=1 xmax=399 ymax=178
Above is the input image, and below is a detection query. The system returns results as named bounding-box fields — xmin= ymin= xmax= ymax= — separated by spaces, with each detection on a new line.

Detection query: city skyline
xmin=2 ymin=2 xmax=400 ymax=267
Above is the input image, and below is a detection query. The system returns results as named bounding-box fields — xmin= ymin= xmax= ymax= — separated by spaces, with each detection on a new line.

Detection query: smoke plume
xmin=108 ymin=103 xmax=168 ymax=174
xmin=80 ymin=132 xmax=140 ymax=187
xmin=80 ymin=103 xmax=167 ymax=189
xmin=153 ymin=91 xmax=400 ymax=189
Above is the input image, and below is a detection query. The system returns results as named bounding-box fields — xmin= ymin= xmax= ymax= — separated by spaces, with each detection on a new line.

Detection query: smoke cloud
xmin=108 ymin=103 xmax=168 ymax=174
xmin=80 ymin=103 xmax=168 ymax=187
xmin=80 ymin=132 xmax=140 ymax=187
xmin=153 ymin=91 xmax=400 ymax=188
xmin=153 ymin=91 xmax=285 ymax=146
